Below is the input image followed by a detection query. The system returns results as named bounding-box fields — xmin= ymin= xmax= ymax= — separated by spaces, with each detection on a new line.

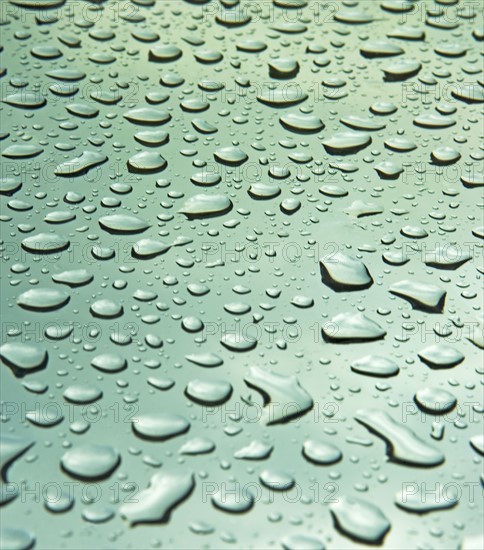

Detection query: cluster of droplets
xmin=0 ymin=0 xmax=483 ymax=549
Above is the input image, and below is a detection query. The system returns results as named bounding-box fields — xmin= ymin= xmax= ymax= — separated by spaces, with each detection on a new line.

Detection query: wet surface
xmin=0 ymin=0 xmax=483 ymax=549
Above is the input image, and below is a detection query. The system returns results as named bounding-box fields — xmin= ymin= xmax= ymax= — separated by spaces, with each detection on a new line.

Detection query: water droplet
xmin=244 ymin=366 xmax=313 ymax=425
xmin=132 ymin=413 xmax=190 ymax=440
xmin=355 ymin=409 xmax=445 ymax=466
xmin=61 ymin=444 xmax=120 ymax=480
xmin=120 ymin=471 xmax=194 ymax=525
xmin=330 ymin=496 xmax=390 ymax=544
xmin=303 ymin=440 xmax=342 ymax=465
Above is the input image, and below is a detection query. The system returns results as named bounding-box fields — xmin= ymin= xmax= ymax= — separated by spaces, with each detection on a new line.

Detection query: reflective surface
xmin=0 ymin=1 xmax=483 ymax=549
